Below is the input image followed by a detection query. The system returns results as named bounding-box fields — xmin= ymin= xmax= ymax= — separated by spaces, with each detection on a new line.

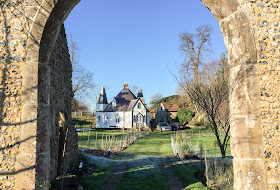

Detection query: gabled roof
xmin=104 ymin=88 xmax=136 ymax=112
xmin=128 ymin=98 xmax=150 ymax=112
xmin=103 ymin=88 xmax=149 ymax=112
xmin=161 ymin=102 xmax=179 ymax=112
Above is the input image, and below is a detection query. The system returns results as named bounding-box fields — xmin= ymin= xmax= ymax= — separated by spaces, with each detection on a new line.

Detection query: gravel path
xmin=82 ymin=150 xmax=185 ymax=190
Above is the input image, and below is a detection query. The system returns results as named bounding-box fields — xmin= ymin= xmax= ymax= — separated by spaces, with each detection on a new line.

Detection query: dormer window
xmin=112 ymin=98 xmax=117 ymax=107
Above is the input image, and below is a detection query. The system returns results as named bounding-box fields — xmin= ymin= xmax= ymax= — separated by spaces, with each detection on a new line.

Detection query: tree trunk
xmin=194 ymin=65 xmax=198 ymax=84
xmin=219 ymin=144 xmax=226 ymax=159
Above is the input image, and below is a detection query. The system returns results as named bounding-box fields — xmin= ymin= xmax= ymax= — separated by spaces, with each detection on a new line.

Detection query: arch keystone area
xmin=0 ymin=0 xmax=279 ymax=189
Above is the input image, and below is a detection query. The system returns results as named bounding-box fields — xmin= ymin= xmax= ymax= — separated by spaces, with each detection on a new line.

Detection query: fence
xmin=170 ymin=130 xmax=231 ymax=159
xmin=72 ymin=111 xmax=92 ymax=117
xmin=78 ymin=130 xmax=149 ymax=152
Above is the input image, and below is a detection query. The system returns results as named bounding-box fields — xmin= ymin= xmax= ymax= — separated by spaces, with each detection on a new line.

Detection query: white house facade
xmin=96 ymin=83 xmax=150 ymax=129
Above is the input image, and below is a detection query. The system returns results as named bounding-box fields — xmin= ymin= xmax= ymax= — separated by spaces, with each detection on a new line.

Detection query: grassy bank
xmin=171 ymin=161 xmax=208 ymax=190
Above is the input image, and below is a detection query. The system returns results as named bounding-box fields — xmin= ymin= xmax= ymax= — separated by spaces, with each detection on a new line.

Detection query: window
xmin=143 ymin=116 xmax=145 ymax=122
xmin=104 ymin=115 xmax=108 ymax=124
xmin=115 ymin=114 xmax=120 ymax=124
xmin=98 ymin=116 xmax=101 ymax=122
xmin=138 ymin=103 xmax=141 ymax=109
xmin=134 ymin=116 xmax=136 ymax=122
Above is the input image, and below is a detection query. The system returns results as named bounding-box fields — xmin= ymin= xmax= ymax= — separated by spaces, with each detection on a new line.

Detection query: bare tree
xmin=72 ymin=98 xmax=89 ymax=112
xmin=149 ymin=93 xmax=163 ymax=107
xmin=178 ymin=57 xmax=230 ymax=158
xmin=70 ymin=36 xmax=96 ymax=110
xmin=179 ymin=25 xmax=212 ymax=84
xmin=130 ymin=85 xmax=140 ymax=96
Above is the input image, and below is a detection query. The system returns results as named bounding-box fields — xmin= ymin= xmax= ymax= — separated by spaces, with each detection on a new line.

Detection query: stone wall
xmin=36 ymin=24 xmax=78 ymax=187
xmin=256 ymin=0 xmax=280 ymax=189
xmin=47 ymin=26 xmax=78 ymax=179
xmin=0 ymin=0 xmax=25 ymax=188
xmin=0 ymin=1 xmax=78 ymax=189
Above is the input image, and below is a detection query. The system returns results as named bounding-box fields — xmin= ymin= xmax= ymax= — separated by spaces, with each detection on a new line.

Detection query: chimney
xmin=124 ymin=82 xmax=129 ymax=89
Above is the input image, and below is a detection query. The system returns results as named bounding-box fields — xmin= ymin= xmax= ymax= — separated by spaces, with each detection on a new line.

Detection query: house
xmin=96 ymin=83 xmax=150 ymax=129
xmin=156 ymin=102 xmax=179 ymax=123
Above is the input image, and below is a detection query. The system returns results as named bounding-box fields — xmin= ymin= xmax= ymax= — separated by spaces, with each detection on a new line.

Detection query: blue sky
xmin=64 ymin=0 xmax=226 ymax=110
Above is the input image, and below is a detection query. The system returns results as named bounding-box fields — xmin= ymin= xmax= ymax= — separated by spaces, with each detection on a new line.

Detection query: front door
xmin=136 ymin=113 xmax=144 ymax=128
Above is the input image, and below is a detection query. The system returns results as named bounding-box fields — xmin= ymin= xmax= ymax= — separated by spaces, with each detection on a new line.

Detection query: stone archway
xmin=0 ymin=0 xmax=278 ymax=189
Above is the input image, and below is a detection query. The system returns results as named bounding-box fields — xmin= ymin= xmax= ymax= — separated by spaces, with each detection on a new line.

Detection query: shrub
xmin=178 ymin=107 xmax=195 ymax=124
xmin=205 ymin=158 xmax=233 ymax=189
xmin=194 ymin=121 xmax=204 ymax=126
xmin=171 ymin=132 xmax=192 ymax=158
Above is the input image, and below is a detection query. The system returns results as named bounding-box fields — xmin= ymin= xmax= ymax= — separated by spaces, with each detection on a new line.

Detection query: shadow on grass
xmin=51 ymin=151 xmax=209 ymax=190
xmin=171 ymin=161 xmax=208 ymax=190
xmin=117 ymin=157 xmax=169 ymax=190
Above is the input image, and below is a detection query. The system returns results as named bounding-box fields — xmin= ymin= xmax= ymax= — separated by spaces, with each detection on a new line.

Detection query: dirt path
xmin=100 ymin=161 xmax=128 ymax=190
xmin=160 ymin=158 xmax=185 ymax=190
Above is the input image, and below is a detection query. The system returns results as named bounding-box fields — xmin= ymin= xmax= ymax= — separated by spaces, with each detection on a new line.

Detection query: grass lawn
xmin=78 ymin=129 xmax=136 ymax=148
xmin=178 ymin=128 xmax=231 ymax=157
xmin=72 ymin=115 xmax=96 ymax=128
xmin=80 ymin=164 xmax=115 ymax=190
xmin=77 ymin=128 xmax=231 ymax=158
xmin=171 ymin=161 xmax=209 ymax=190
xmin=117 ymin=158 xmax=169 ymax=190
xmin=123 ymin=131 xmax=173 ymax=158
xmin=50 ymin=153 xmax=115 ymax=190
xmin=74 ymin=129 xmax=231 ymax=190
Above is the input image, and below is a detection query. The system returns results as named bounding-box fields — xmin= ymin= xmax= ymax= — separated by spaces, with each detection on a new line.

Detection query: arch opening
xmin=0 ymin=0 xmax=276 ymax=189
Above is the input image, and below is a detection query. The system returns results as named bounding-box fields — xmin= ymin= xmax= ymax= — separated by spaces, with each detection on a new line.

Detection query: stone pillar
xmin=202 ymin=0 xmax=280 ymax=189
xmin=0 ymin=0 xmax=79 ymax=189
xmin=221 ymin=4 xmax=267 ymax=189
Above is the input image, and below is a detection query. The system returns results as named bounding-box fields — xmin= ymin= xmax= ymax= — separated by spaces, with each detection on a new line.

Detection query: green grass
xmin=50 ymin=152 xmax=115 ymax=190
xmin=80 ymin=164 xmax=114 ymax=190
xmin=72 ymin=115 xmax=96 ymax=128
xmin=171 ymin=161 xmax=209 ymax=190
xmin=174 ymin=129 xmax=231 ymax=157
xmin=117 ymin=158 xmax=169 ymax=190
xmin=78 ymin=129 xmax=231 ymax=158
xmin=78 ymin=130 xmax=131 ymax=148
xmin=53 ymin=129 xmax=231 ymax=190
xmin=123 ymin=131 xmax=173 ymax=158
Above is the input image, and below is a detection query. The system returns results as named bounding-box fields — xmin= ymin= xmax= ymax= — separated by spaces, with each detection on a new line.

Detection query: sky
xmin=64 ymin=0 xmax=226 ymax=110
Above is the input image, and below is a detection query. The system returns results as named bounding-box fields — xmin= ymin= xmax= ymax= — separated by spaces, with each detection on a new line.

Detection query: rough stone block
xmin=233 ymin=158 xmax=267 ymax=190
